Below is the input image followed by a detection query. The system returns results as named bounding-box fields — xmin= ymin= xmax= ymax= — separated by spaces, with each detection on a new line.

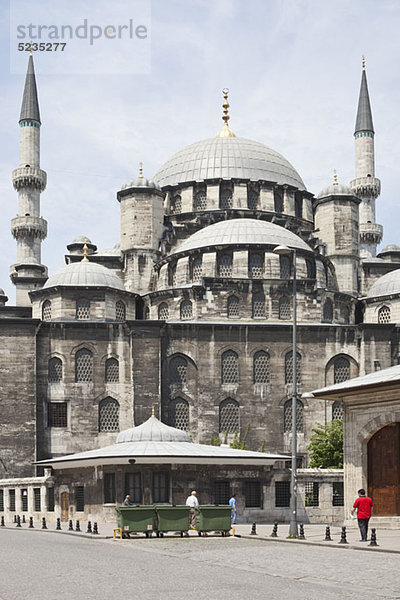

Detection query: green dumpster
xmin=155 ymin=505 xmax=190 ymax=537
xmin=195 ymin=505 xmax=231 ymax=536
xmin=115 ymin=505 xmax=155 ymax=538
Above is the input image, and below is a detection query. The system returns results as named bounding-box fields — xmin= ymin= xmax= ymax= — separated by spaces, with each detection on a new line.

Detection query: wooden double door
xmin=367 ymin=423 xmax=400 ymax=516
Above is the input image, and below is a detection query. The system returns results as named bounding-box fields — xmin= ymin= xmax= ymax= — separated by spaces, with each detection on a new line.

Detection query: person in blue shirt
xmin=229 ymin=494 xmax=237 ymax=524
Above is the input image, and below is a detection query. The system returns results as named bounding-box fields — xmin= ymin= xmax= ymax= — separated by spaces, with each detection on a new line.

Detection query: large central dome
xmin=154 ymin=137 xmax=306 ymax=190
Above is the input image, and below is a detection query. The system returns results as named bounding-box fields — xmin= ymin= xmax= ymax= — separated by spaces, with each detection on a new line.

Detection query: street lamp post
xmin=274 ymin=244 xmax=298 ymax=537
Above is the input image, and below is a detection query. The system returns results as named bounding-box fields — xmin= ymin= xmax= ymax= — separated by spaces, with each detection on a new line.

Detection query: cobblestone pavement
xmin=1 ymin=528 xmax=400 ymax=600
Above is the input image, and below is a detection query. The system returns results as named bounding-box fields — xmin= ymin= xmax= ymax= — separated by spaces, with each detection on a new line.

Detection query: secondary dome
xmin=154 ymin=137 xmax=306 ymax=190
xmin=170 ymin=218 xmax=312 ymax=256
xmin=367 ymin=269 xmax=400 ymax=298
xmin=117 ymin=415 xmax=191 ymax=443
xmin=317 ymin=182 xmax=353 ymax=198
xmin=43 ymin=261 xmax=125 ymax=290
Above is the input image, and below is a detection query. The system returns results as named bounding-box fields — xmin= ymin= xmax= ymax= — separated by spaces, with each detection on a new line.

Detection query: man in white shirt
xmin=185 ymin=490 xmax=199 ymax=529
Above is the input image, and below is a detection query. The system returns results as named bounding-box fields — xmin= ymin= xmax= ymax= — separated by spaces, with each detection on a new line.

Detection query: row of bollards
xmin=1 ymin=515 xmax=98 ymax=535
xmin=248 ymin=522 xmax=379 ymax=547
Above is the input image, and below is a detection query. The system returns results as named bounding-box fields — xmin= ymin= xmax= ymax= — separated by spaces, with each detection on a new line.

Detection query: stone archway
xmin=367 ymin=423 xmax=400 ymax=516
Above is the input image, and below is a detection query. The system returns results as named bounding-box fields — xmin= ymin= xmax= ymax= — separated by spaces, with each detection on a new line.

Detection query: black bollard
xmin=29 ymin=517 xmax=34 ymax=528
xmin=338 ymin=526 xmax=348 ymax=544
xmin=270 ymin=521 xmax=278 ymax=537
xmin=16 ymin=515 xmax=21 ymax=528
xmin=1 ymin=515 xmax=5 ymax=527
xmin=93 ymin=522 xmax=99 ymax=535
xmin=298 ymin=523 xmax=305 ymax=540
xmin=369 ymin=528 xmax=378 ymax=547
xmin=22 ymin=515 xmax=26 ymax=524
xmin=75 ymin=520 xmax=80 ymax=532
xmin=324 ymin=525 xmax=332 ymax=541
xmin=68 ymin=520 xmax=74 ymax=531
xmin=250 ymin=522 xmax=257 ymax=535
xmin=56 ymin=518 xmax=61 ymax=531
xmin=42 ymin=517 xmax=47 ymax=530
xmin=86 ymin=521 xmax=92 ymax=534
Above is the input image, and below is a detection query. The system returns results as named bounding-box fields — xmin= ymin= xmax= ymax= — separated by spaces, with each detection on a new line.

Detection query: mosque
xmin=0 ymin=53 xmax=399 ymax=524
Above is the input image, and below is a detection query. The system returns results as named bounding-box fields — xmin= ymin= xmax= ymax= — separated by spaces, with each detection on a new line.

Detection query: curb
xmin=0 ymin=525 xmax=111 ymax=540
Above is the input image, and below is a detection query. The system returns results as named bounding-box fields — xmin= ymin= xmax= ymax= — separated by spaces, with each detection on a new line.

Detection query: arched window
xmin=283 ymin=399 xmax=303 ymax=432
xmin=219 ymin=398 xmax=239 ymax=433
xmin=294 ymin=192 xmax=302 ymax=218
xmin=322 ymin=299 xmax=333 ymax=323
xmin=105 ymin=358 xmax=119 ymax=383
xmin=220 ymin=186 xmax=233 ymax=209
xmin=115 ymin=300 xmax=126 ymax=321
xmin=332 ymin=401 xmax=343 ymax=421
xmin=218 ymin=254 xmax=233 ymax=277
xmin=305 ymin=258 xmax=315 ymax=279
xmin=168 ymin=263 xmax=177 ymax=287
xmin=285 ymin=351 xmax=301 ymax=385
xmin=247 ymin=189 xmax=259 ymax=210
xmin=169 ymin=355 xmax=187 ymax=387
xmin=75 ymin=348 xmax=93 ymax=382
xmin=227 ymin=296 xmax=239 ymax=319
xmin=274 ymin=189 xmax=284 ymax=213
xmin=76 ymin=298 xmax=90 ymax=320
xmin=171 ymin=194 xmax=182 ymax=214
xmin=98 ymin=397 xmax=119 ymax=432
xmin=280 ymin=255 xmax=291 ymax=279
xmin=42 ymin=300 xmax=52 ymax=321
xmin=191 ymin=256 xmax=202 ymax=283
xmin=252 ymin=293 xmax=266 ymax=319
xmin=249 ymin=253 xmax=263 ymax=278
xmin=194 ymin=190 xmax=207 ymax=211
xmin=334 ymin=357 xmax=350 ymax=383
xmin=253 ymin=351 xmax=270 ymax=384
xmin=180 ymin=300 xmax=192 ymax=320
xmin=48 ymin=357 xmax=62 ymax=383
xmin=279 ymin=296 xmax=291 ymax=320
xmin=158 ymin=303 xmax=169 ymax=320
xmin=378 ymin=305 xmax=391 ymax=324
xmin=169 ymin=398 xmax=189 ymax=431
xmin=221 ymin=350 xmax=238 ymax=384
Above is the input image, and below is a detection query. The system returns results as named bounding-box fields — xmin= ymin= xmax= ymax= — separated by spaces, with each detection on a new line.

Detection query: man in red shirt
xmin=351 ymin=488 xmax=373 ymax=541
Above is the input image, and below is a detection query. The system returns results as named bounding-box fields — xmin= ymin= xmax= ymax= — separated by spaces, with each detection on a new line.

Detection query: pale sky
xmin=1 ymin=0 xmax=400 ymax=301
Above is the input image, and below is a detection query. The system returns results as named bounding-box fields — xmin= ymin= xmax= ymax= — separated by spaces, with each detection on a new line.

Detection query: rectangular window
xmin=332 ymin=482 xmax=344 ymax=506
xmin=304 ymin=482 xmax=319 ymax=507
xmin=245 ymin=481 xmax=262 ymax=508
xmin=21 ymin=489 xmax=28 ymax=512
xmin=104 ymin=473 xmax=115 ymax=504
xmin=0 ymin=489 xmax=4 ymax=511
xmin=76 ymin=486 xmax=85 ymax=512
xmin=34 ymin=488 xmax=41 ymax=512
xmin=275 ymin=481 xmax=290 ymax=507
xmin=125 ymin=473 xmax=142 ymax=504
xmin=47 ymin=487 xmax=55 ymax=512
xmin=9 ymin=489 xmax=15 ymax=511
xmin=214 ymin=480 xmax=230 ymax=505
xmin=152 ymin=472 xmax=169 ymax=503
xmin=48 ymin=402 xmax=67 ymax=428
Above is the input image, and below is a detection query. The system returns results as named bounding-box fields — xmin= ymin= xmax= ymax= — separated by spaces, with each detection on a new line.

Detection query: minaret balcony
xmin=349 ymin=177 xmax=380 ymax=199
xmin=359 ymin=222 xmax=383 ymax=244
xmin=11 ymin=215 xmax=47 ymax=240
xmin=12 ymin=166 xmax=47 ymax=191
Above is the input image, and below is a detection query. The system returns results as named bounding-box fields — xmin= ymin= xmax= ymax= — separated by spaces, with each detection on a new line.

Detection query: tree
xmin=307 ymin=420 xmax=343 ymax=468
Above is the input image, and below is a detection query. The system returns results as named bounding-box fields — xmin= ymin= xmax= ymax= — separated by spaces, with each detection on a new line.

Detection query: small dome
xmin=96 ymin=243 xmax=121 ymax=256
xmin=117 ymin=415 xmax=191 ymax=443
xmin=367 ymin=269 xmax=400 ymax=298
xmin=317 ymin=182 xmax=353 ymax=198
xmin=121 ymin=177 xmax=161 ymax=191
xmin=169 ymin=218 xmax=311 ymax=256
xmin=380 ymin=244 xmax=400 ymax=253
xmin=72 ymin=235 xmax=92 ymax=244
xmin=43 ymin=261 xmax=125 ymax=290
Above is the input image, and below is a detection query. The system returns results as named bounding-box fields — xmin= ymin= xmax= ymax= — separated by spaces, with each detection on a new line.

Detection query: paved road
xmin=1 ymin=529 xmax=400 ymax=600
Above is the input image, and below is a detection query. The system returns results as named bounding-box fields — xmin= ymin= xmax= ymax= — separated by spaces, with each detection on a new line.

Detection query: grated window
xmin=48 ymin=357 xmax=63 ymax=383
xmin=245 ymin=481 xmax=262 ymax=508
xmin=306 ymin=258 xmax=316 ymax=279
xmin=47 ymin=487 xmax=55 ymax=512
xmin=170 ymin=356 xmax=187 ymax=386
xmin=304 ymin=482 xmax=319 ymax=507
xmin=247 ymin=190 xmax=259 ymax=210
xmin=378 ymin=305 xmax=391 ymax=324
xmin=9 ymin=489 xmax=15 ymax=511
xmin=214 ymin=481 xmax=230 ymax=504
xmin=21 ymin=489 xmax=28 ymax=511
xmin=105 ymin=358 xmax=119 ymax=383
xmin=42 ymin=300 xmax=52 ymax=321
xmin=169 ymin=398 xmax=189 ymax=431
xmin=283 ymin=399 xmax=303 ymax=432
xmin=192 ymin=256 xmax=203 ymax=283
xmin=75 ymin=348 xmax=93 ymax=382
xmin=104 ymin=473 xmax=115 ymax=503
xmin=99 ymin=397 xmax=119 ymax=432
xmin=274 ymin=189 xmax=284 ymax=213
xmin=125 ymin=473 xmax=142 ymax=504
xmin=249 ymin=254 xmax=263 ymax=278
xmin=285 ymin=351 xmax=301 ymax=385
xmin=275 ymin=481 xmax=290 ymax=507
xmin=279 ymin=296 xmax=291 ymax=320
xmin=332 ymin=401 xmax=343 ymax=421
xmin=153 ymin=472 xmax=169 ymax=503
xmin=0 ymin=489 xmax=3 ymax=512
xmin=332 ymin=482 xmax=344 ymax=506
xmin=158 ymin=302 xmax=169 ymax=320
xmin=194 ymin=190 xmax=207 ymax=211
xmin=227 ymin=296 xmax=239 ymax=318
xmin=252 ymin=293 xmax=266 ymax=318
xmin=322 ymin=299 xmax=333 ymax=323
xmin=221 ymin=350 xmax=238 ymax=384
xmin=48 ymin=402 xmax=67 ymax=428
xmin=253 ymin=351 xmax=270 ymax=384
xmin=180 ymin=300 xmax=192 ymax=320
xmin=280 ymin=255 xmax=291 ymax=279
xmin=168 ymin=264 xmax=177 ymax=287
xmin=219 ymin=398 xmax=239 ymax=433
xmin=33 ymin=488 xmax=41 ymax=512
xmin=295 ymin=193 xmax=302 ymax=218
xmin=220 ymin=187 xmax=233 ymax=209
xmin=76 ymin=486 xmax=85 ymax=512
xmin=334 ymin=357 xmax=350 ymax=383
xmin=115 ymin=300 xmax=126 ymax=321
xmin=171 ymin=194 xmax=182 ymax=214
xmin=218 ymin=254 xmax=233 ymax=277
xmin=76 ymin=298 xmax=90 ymax=320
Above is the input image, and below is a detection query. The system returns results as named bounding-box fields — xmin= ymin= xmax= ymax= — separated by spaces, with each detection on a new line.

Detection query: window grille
xmin=252 ymin=293 xmax=266 ymax=319
xmin=180 ymin=300 xmax=193 ymax=320
xmin=99 ymin=397 xmax=119 ymax=432
xmin=153 ymin=472 xmax=169 ymax=503
xmin=304 ymin=482 xmax=319 ymax=507
xmin=247 ymin=190 xmax=259 ymax=210
xmin=245 ymin=481 xmax=262 ymax=508
xmin=192 ymin=257 xmax=203 ymax=282
xmin=332 ymin=482 xmax=344 ymax=506
xmin=115 ymin=300 xmax=126 ymax=321
xmin=76 ymin=298 xmax=90 ymax=320
xmin=334 ymin=357 xmax=350 ymax=383
xmin=227 ymin=296 xmax=239 ymax=318
xmin=221 ymin=351 xmax=239 ymax=384
xmin=322 ymin=299 xmax=333 ymax=323
xmin=332 ymin=401 xmax=343 ymax=421
xmin=220 ymin=187 xmax=233 ymax=209
xmin=275 ymin=481 xmax=290 ymax=507
xmin=249 ymin=253 xmax=263 ymax=278
xmin=279 ymin=296 xmax=291 ymax=320
xmin=33 ymin=488 xmax=41 ymax=512
xmin=42 ymin=300 xmax=51 ymax=321
xmin=218 ymin=254 xmax=233 ymax=277
xmin=47 ymin=487 xmax=55 ymax=512
xmin=253 ymin=351 xmax=270 ymax=384
xmin=21 ymin=489 xmax=28 ymax=511
xmin=194 ymin=190 xmax=207 ymax=210
xmin=280 ymin=255 xmax=291 ymax=279
xmin=169 ymin=356 xmax=187 ymax=387
xmin=171 ymin=194 xmax=182 ymax=214
xmin=285 ymin=351 xmax=301 ymax=385
xmin=9 ymin=489 xmax=15 ymax=511
xmin=105 ymin=358 xmax=119 ymax=383
xmin=306 ymin=258 xmax=315 ymax=279
xmin=125 ymin=473 xmax=142 ymax=504
xmin=294 ymin=193 xmax=302 ymax=218
xmin=48 ymin=357 xmax=62 ymax=383
xmin=0 ymin=489 xmax=3 ymax=512
xmin=219 ymin=398 xmax=239 ymax=433
xmin=75 ymin=348 xmax=93 ymax=382
xmin=168 ymin=264 xmax=177 ymax=287
xmin=76 ymin=486 xmax=85 ymax=512
xmin=274 ymin=189 xmax=284 ymax=213
xmin=378 ymin=305 xmax=391 ymax=324
xmin=283 ymin=399 xmax=303 ymax=432
xmin=214 ymin=481 xmax=230 ymax=505
xmin=169 ymin=398 xmax=189 ymax=431
xmin=48 ymin=402 xmax=67 ymax=428
xmin=158 ymin=303 xmax=169 ymax=320
xmin=104 ymin=473 xmax=115 ymax=503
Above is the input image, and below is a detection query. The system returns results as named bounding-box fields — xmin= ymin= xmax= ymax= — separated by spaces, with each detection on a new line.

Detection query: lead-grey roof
xmin=366 ymin=268 xmax=400 ymax=298
xmin=154 ymin=137 xmax=306 ymax=190
xmin=310 ymin=364 xmax=400 ymax=397
xmin=170 ymin=218 xmax=312 ymax=256
xmin=43 ymin=261 xmax=125 ymax=290
xmin=355 ymin=70 xmax=374 ymax=134
xmin=19 ymin=55 xmax=41 ymax=123
xmin=117 ymin=416 xmax=191 ymax=443
xmin=317 ymin=182 xmax=353 ymax=198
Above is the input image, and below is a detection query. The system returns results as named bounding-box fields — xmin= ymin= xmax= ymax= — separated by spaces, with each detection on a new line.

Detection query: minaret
xmin=349 ymin=57 xmax=382 ymax=259
xmin=10 ymin=52 xmax=48 ymax=305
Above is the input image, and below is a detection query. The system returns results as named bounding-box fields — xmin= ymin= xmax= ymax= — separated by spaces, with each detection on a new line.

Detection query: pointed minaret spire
xmin=354 ymin=56 xmax=374 ymax=135
xmin=19 ymin=53 xmax=41 ymax=124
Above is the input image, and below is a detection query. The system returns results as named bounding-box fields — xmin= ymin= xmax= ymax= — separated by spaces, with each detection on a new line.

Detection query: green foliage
xmin=307 ymin=420 xmax=343 ymax=469
xmin=259 ymin=440 xmax=266 ymax=453
xmin=230 ymin=424 xmax=250 ymax=450
xmin=210 ymin=436 xmax=221 ymax=446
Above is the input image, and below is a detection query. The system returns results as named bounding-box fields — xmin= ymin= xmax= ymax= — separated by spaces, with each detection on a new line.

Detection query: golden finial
xmin=333 ymin=169 xmax=338 ymax=185
xmin=216 ymin=88 xmax=236 ymax=138
xmin=151 ymin=405 xmax=155 ymax=417
xmin=30 ymin=41 xmax=33 ymax=56
xmin=81 ymin=243 xmax=89 ymax=262
xmin=362 ymin=55 xmax=366 ymax=71
xmin=139 ymin=162 xmax=143 ymax=178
